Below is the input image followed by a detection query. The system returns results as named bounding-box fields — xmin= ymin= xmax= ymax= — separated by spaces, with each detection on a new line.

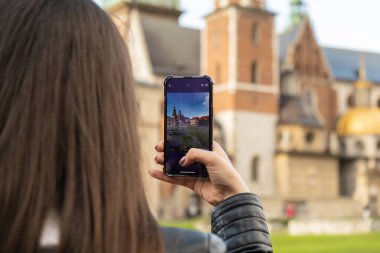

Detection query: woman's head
xmin=0 ymin=0 xmax=163 ymax=252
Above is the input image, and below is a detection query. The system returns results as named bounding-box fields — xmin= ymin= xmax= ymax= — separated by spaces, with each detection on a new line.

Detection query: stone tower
xmin=203 ymin=0 xmax=279 ymax=196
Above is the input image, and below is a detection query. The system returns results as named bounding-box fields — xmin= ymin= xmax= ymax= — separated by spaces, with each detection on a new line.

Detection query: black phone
xmin=164 ymin=76 xmax=213 ymax=177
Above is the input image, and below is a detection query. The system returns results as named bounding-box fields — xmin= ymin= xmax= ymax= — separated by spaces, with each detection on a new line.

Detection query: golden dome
xmin=337 ymin=108 xmax=380 ymax=136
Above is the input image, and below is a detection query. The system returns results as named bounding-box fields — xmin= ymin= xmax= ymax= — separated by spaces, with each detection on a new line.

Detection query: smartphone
xmin=164 ymin=76 xmax=213 ymax=177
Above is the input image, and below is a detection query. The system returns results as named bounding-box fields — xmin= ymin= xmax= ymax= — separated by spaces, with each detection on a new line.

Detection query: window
xmin=347 ymin=94 xmax=354 ymax=108
xmin=355 ymin=140 xmax=365 ymax=152
xmin=305 ymin=132 xmax=315 ymax=144
xmin=251 ymin=156 xmax=260 ymax=181
xmin=214 ymin=28 xmax=221 ymax=49
xmin=277 ymin=132 xmax=283 ymax=144
xmin=252 ymin=23 xmax=260 ymax=44
xmin=251 ymin=62 xmax=259 ymax=83
xmin=340 ymin=140 xmax=346 ymax=153
xmin=216 ymin=63 xmax=221 ymax=84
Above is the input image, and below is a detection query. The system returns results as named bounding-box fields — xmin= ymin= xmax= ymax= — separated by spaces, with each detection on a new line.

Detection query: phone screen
xmin=164 ymin=76 xmax=213 ymax=177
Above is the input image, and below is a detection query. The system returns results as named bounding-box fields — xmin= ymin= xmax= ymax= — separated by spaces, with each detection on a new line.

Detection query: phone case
xmin=163 ymin=75 xmax=214 ymax=177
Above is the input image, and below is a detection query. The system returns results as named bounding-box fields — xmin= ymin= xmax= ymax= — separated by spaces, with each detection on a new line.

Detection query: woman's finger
xmin=148 ymin=169 xmax=196 ymax=189
xmin=154 ymin=154 xmax=164 ymax=165
xmin=155 ymin=140 xmax=164 ymax=152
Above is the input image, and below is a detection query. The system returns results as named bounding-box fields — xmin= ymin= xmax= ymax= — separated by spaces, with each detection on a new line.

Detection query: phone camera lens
xmin=205 ymin=84 xmax=208 ymax=87
xmin=201 ymin=84 xmax=204 ymax=87
xmin=168 ymin=84 xmax=172 ymax=87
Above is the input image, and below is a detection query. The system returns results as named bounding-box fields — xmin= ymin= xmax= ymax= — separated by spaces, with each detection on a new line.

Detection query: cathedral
xmin=103 ymin=0 xmax=380 ymax=219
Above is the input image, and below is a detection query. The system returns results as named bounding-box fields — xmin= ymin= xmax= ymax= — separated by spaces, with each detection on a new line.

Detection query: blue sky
xmin=167 ymin=93 xmax=209 ymax=118
xmin=95 ymin=0 xmax=380 ymax=53
xmin=179 ymin=0 xmax=380 ymax=53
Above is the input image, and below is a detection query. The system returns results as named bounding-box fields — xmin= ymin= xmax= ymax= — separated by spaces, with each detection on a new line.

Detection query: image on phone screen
xmin=164 ymin=77 xmax=212 ymax=177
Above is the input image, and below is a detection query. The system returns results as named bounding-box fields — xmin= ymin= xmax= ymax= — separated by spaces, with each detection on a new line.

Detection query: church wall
xmin=277 ymin=125 xmax=325 ymax=153
xmin=275 ymin=154 xmax=339 ymax=199
xmin=127 ymin=10 xmax=157 ymax=84
xmin=136 ymin=84 xmax=164 ymax=215
xmin=214 ymin=110 xmax=236 ymax=160
xmin=235 ymin=111 xmax=277 ymax=197
xmin=332 ymin=81 xmax=354 ymax=115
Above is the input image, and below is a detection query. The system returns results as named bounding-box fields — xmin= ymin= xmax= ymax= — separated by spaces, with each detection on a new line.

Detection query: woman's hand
xmin=148 ymin=141 xmax=249 ymax=206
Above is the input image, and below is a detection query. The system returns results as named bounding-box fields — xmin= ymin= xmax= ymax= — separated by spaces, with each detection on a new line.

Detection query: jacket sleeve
xmin=211 ymin=193 xmax=273 ymax=253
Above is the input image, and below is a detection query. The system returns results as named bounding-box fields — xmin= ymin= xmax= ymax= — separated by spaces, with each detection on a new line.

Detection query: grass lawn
xmin=271 ymin=233 xmax=380 ymax=253
xmin=159 ymin=219 xmax=380 ymax=253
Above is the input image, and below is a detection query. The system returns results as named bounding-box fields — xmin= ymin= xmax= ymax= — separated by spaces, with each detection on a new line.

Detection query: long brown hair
xmin=0 ymin=0 xmax=164 ymax=252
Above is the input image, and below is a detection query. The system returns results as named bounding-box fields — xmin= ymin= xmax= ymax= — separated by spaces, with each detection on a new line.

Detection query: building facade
xmin=103 ymin=0 xmax=380 ymax=218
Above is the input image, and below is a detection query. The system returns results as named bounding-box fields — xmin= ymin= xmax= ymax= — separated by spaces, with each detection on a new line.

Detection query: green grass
xmin=271 ymin=233 xmax=380 ymax=253
xmin=159 ymin=219 xmax=380 ymax=253
xmin=159 ymin=218 xmax=199 ymax=230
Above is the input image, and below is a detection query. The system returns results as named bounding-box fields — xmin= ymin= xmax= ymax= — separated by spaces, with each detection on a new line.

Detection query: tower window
xmin=251 ymin=62 xmax=259 ymax=83
xmin=305 ymin=132 xmax=315 ymax=144
xmin=252 ymin=23 xmax=260 ymax=44
xmin=216 ymin=63 xmax=221 ymax=84
xmin=251 ymin=156 xmax=260 ymax=181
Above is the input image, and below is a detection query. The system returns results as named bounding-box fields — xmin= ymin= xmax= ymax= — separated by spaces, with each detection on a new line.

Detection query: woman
xmin=0 ymin=0 xmax=272 ymax=252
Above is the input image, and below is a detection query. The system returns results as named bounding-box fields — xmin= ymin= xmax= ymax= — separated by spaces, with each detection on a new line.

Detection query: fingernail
xmin=179 ymin=157 xmax=185 ymax=166
xmin=155 ymin=145 xmax=158 ymax=150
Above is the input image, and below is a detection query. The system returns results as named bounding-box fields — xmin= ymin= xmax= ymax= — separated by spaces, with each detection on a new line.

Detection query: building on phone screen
xmin=102 ymin=0 xmax=380 ymax=220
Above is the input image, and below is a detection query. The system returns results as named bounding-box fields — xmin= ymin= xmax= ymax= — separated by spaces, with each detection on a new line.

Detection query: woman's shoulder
xmin=160 ymin=226 xmax=226 ymax=253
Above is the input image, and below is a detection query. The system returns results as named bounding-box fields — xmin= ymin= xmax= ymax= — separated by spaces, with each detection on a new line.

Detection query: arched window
xmin=251 ymin=62 xmax=259 ymax=83
xmin=305 ymin=131 xmax=315 ymax=144
xmin=252 ymin=23 xmax=260 ymax=44
xmin=347 ymin=94 xmax=354 ymax=108
xmin=251 ymin=156 xmax=260 ymax=181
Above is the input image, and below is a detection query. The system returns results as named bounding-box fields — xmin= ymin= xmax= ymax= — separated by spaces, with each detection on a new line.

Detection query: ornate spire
xmin=290 ymin=0 xmax=306 ymax=26
xmin=358 ymin=56 xmax=367 ymax=81
xmin=353 ymin=56 xmax=372 ymax=107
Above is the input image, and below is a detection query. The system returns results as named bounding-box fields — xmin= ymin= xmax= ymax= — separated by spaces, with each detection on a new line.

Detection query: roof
xmin=278 ymin=20 xmax=380 ymax=84
xmin=323 ymin=47 xmax=380 ymax=83
xmin=279 ymin=96 xmax=323 ymax=128
xmin=279 ymin=24 xmax=302 ymax=62
xmin=140 ymin=15 xmax=200 ymax=77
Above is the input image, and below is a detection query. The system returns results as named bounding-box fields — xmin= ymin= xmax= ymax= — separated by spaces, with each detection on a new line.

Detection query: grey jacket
xmin=40 ymin=193 xmax=272 ymax=253
xmin=162 ymin=193 xmax=273 ymax=253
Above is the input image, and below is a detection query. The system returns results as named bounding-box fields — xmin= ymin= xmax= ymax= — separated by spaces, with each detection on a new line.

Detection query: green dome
xmin=103 ymin=0 xmax=179 ymax=9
